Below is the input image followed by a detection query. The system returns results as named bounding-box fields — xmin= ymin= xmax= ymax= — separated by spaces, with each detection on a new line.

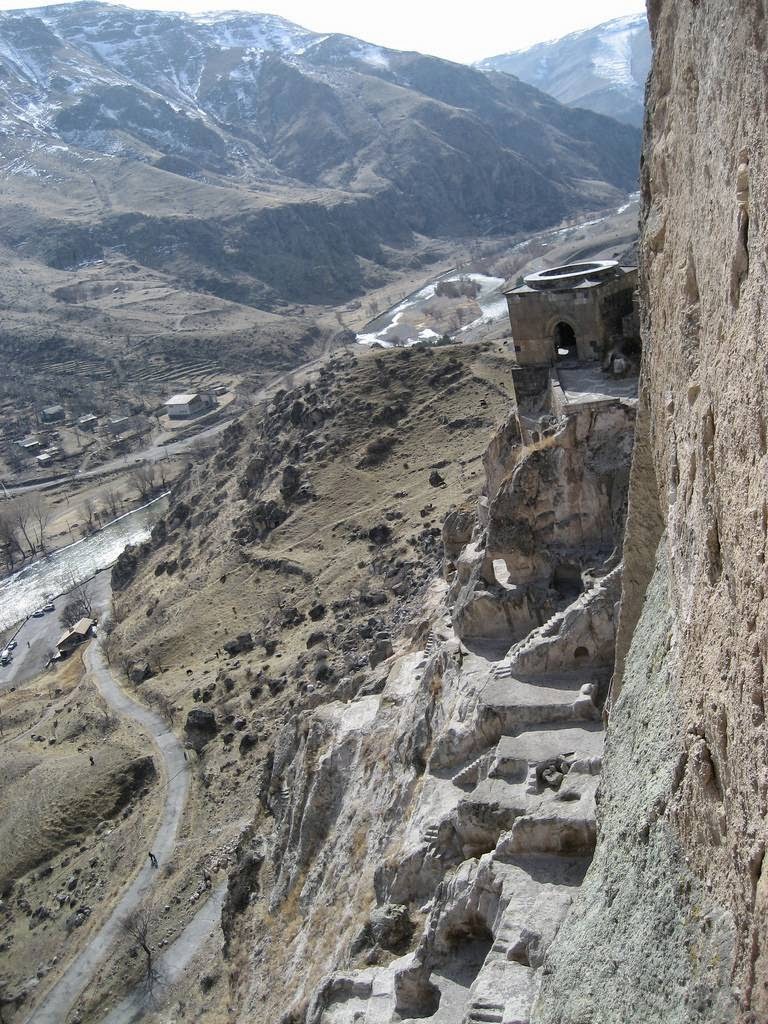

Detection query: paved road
xmin=4 ymin=418 xmax=233 ymax=497
xmin=1 ymin=573 xmax=112 ymax=692
xmin=100 ymin=883 xmax=227 ymax=1024
xmin=24 ymin=639 xmax=190 ymax=1024
xmin=5 ymin=347 xmax=342 ymax=499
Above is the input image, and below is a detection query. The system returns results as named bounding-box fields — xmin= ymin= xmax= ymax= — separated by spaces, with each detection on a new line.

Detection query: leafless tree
xmin=129 ymin=463 xmax=156 ymax=501
xmin=103 ymin=486 xmax=122 ymax=520
xmin=0 ymin=509 xmax=20 ymax=572
xmin=59 ymin=574 xmax=94 ymax=627
xmin=82 ymin=496 xmax=97 ymax=532
xmin=28 ymin=495 xmax=50 ymax=553
xmin=144 ymin=687 xmax=176 ymax=726
xmin=121 ymin=904 xmax=159 ymax=994
xmin=9 ymin=496 xmax=37 ymax=556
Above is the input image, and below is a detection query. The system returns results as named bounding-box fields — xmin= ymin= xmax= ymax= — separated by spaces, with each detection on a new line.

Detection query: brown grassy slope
xmin=31 ymin=340 xmax=515 ymax=1023
xmin=110 ymin=342 xmax=516 ymax=688
xmin=0 ymin=652 xmax=162 ymax=1012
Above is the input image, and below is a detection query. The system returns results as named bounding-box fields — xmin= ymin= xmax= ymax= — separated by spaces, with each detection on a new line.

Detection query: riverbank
xmin=0 ymin=493 xmax=168 ymax=636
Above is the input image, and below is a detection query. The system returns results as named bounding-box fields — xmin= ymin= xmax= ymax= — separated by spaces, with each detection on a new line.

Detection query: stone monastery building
xmin=504 ymin=259 xmax=639 ymax=366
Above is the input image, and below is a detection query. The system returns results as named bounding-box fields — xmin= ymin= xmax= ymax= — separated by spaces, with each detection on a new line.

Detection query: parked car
xmin=7 ymin=640 xmax=16 ymax=650
xmin=43 ymin=603 xmax=55 ymax=613
xmin=32 ymin=609 xmax=45 ymax=618
xmin=1 ymin=650 xmax=11 ymax=665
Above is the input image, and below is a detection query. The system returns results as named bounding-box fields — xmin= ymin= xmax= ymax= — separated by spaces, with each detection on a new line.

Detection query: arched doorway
xmin=553 ymin=321 xmax=577 ymax=361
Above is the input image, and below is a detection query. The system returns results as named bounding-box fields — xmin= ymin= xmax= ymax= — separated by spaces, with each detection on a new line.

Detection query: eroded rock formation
xmin=534 ymin=3 xmax=768 ymax=1020
xmin=221 ymin=374 xmax=637 ymax=1024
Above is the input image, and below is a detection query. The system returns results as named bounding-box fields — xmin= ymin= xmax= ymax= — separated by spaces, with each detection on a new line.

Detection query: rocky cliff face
xmin=213 ymin=373 xmax=637 ymax=1024
xmin=534 ymin=2 xmax=768 ymax=1020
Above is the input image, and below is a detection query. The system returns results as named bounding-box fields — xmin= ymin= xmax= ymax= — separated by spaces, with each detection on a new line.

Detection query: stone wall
xmin=535 ymin=2 xmax=768 ymax=1019
xmin=506 ymin=273 xmax=636 ymax=366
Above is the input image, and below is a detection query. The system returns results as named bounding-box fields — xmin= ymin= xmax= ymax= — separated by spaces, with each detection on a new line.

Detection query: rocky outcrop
xmin=535 ymin=3 xmax=768 ymax=1020
xmin=184 ymin=707 xmax=219 ymax=751
xmin=449 ymin=402 xmax=634 ymax=645
xmin=218 ymin=364 xmax=636 ymax=1024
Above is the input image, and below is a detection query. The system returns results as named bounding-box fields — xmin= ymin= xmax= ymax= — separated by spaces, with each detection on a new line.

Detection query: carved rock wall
xmin=536 ymin=3 xmax=768 ymax=1019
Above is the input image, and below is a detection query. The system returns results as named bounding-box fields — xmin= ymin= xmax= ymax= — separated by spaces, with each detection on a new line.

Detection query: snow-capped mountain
xmin=478 ymin=14 xmax=651 ymax=128
xmin=0 ymin=3 xmax=640 ymax=320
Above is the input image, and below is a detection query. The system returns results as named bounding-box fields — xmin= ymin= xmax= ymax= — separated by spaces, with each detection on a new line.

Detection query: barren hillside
xmin=0 ymin=3 xmax=640 ymax=402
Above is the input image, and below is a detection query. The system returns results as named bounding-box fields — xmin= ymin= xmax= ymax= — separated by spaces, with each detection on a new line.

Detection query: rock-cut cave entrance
xmin=554 ymin=321 xmax=577 ymax=361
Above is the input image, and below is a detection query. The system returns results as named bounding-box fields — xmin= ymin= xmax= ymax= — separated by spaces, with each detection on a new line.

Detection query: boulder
xmin=368 ymin=524 xmax=392 ymax=545
xmin=224 ymin=633 xmax=254 ymax=655
xmin=443 ymin=505 xmax=476 ymax=562
xmin=369 ymin=637 xmax=393 ymax=668
xmin=280 ymin=465 xmax=301 ymax=500
xmin=184 ymin=707 xmax=218 ymax=750
xmin=369 ymin=904 xmax=414 ymax=952
xmin=127 ymin=660 xmax=153 ymax=685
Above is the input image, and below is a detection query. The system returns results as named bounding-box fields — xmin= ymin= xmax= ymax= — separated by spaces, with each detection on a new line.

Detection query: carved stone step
xmin=452 ymin=752 xmax=492 ymax=788
xmin=466 ymin=1001 xmax=505 ymax=1024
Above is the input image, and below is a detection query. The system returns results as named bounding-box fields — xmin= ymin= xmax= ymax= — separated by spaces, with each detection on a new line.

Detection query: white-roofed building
xmin=164 ymin=393 xmax=212 ymax=419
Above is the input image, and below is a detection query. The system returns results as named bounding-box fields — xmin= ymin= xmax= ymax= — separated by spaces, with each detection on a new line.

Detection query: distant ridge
xmin=477 ymin=14 xmax=651 ymax=128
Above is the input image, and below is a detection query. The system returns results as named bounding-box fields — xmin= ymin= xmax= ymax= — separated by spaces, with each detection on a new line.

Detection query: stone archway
xmin=553 ymin=321 xmax=577 ymax=361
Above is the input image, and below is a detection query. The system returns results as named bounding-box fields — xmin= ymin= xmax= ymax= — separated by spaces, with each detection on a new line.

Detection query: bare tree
xmin=0 ymin=509 xmax=20 ymax=572
xmin=82 ymin=496 xmax=97 ymax=533
xmin=144 ymin=687 xmax=176 ymax=726
xmin=103 ymin=486 xmax=122 ymax=520
xmin=60 ymin=574 xmax=93 ymax=628
xmin=121 ymin=904 xmax=159 ymax=994
xmin=9 ymin=496 xmax=37 ymax=557
xmin=28 ymin=495 xmax=50 ymax=553
xmin=129 ymin=463 xmax=157 ymax=501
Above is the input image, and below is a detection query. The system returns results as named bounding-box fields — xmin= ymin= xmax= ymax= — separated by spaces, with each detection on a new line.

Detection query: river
xmin=356 ymin=272 xmax=506 ymax=348
xmin=0 ymin=494 xmax=168 ymax=632
xmin=356 ymin=192 xmax=642 ymax=349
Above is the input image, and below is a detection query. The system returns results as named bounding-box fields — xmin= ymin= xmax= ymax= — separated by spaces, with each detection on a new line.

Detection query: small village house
xmin=40 ymin=405 xmax=65 ymax=424
xmin=56 ymin=618 xmax=94 ymax=656
xmin=164 ymin=392 xmax=214 ymax=419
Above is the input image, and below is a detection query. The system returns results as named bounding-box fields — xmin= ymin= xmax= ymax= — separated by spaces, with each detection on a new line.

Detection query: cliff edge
xmin=535 ymin=2 xmax=768 ymax=1020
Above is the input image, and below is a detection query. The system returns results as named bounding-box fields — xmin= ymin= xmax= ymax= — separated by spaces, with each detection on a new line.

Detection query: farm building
xmin=40 ymin=405 xmax=65 ymax=424
xmin=164 ymin=393 xmax=213 ymax=419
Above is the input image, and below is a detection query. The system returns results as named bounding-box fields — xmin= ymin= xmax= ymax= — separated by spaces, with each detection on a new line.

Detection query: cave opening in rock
xmin=552 ymin=562 xmax=583 ymax=599
xmin=554 ymin=321 xmax=577 ymax=360
xmin=430 ymin=916 xmax=495 ymax=1001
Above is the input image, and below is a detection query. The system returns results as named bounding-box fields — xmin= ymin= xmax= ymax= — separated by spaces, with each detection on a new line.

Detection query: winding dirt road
xmin=24 ymin=640 xmax=190 ymax=1024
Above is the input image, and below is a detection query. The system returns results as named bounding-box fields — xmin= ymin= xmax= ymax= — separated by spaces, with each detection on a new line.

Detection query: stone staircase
xmin=464 ymin=999 xmax=505 ymax=1023
xmin=452 ymin=752 xmax=493 ymax=788
xmin=494 ymin=610 xmax=567 ymax=678
xmin=423 ymin=824 xmax=441 ymax=848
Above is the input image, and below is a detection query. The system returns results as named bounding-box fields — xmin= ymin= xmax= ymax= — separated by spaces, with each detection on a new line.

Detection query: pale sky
xmin=0 ymin=0 xmax=648 ymax=63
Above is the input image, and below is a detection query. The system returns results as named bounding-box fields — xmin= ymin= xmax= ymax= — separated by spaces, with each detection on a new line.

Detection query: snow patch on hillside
xmin=592 ymin=21 xmax=636 ymax=89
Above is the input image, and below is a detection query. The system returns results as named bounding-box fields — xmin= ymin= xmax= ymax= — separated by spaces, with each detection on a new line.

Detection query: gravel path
xmin=24 ymin=640 xmax=191 ymax=1024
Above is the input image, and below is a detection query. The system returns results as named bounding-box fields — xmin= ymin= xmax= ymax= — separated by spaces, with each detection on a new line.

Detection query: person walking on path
xmin=89 ymin=755 xmax=95 ymax=766
xmin=148 ymin=851 xmax=158 ymax=868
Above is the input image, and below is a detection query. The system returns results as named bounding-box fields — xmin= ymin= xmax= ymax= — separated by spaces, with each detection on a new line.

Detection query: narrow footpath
xmin=24 ymin=640 xmax=191 ymax=1024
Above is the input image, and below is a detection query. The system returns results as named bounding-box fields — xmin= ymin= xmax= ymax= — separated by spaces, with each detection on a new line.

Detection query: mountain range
xmin=0 ymin=3 xmax=639 ymax=312
xmin=478 ymin=14 xmax=651 ymax=127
